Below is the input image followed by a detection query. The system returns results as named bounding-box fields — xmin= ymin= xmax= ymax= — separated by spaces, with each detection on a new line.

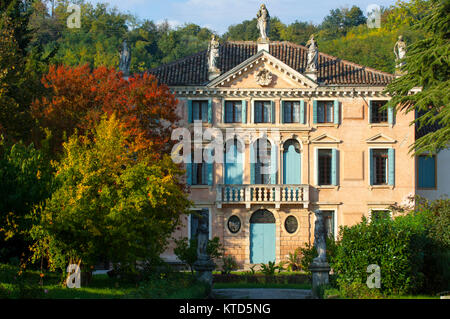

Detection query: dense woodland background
xmin=28 ymin=0 xmax=430 ymax=74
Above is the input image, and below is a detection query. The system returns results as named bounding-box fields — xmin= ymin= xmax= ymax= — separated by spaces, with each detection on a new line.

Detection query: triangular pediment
xmin=366 ymin=133 xmax=397 ymax=144
xmin=311 ymin=134 xmax=342 ymax=144
xmin=207 ymin=50 xmax=318 ymax=89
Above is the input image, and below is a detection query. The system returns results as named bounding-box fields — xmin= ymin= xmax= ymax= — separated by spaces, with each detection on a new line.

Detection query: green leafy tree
xmin=0 ymin=138 xmax=53 ymax=262
xmin=385 ymin=0 xmax=449 ymax=155
xmin=30 ymin=115 xmax=191 ymax=274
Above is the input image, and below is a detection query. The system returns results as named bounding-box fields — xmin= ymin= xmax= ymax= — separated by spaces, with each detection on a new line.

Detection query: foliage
xmin=259 ymin=261 xmax=279 ymax=276
xmin=0 ymin=139 xmax=53 ymax=262
xmin=221 ymin=255 xmax=238 ymax=275
xmin=173 ymin=236 xmax=225 ymax=275
xmin=338 ymin=282 xmax=385 ymax=299
xmin=29 ymin=115 xmax=190 ymax=273
xmin=31 ymin=64 xmax=179 ymax=159
xmin=385 ymin=0 xmax=449 ymax=155
xmin=286 ymin=248 xmax=302 ymax=271
xmin=333 ymin=198 xmax=450 ymax=295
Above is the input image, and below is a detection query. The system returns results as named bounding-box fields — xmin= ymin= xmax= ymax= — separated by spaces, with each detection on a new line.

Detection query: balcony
xmin=216 ymin=184 xmax=310 ymax=209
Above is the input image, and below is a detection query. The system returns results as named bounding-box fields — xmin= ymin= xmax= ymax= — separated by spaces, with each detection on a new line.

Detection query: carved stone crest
xmin=255 ymin=69 xmax=273 ymax=86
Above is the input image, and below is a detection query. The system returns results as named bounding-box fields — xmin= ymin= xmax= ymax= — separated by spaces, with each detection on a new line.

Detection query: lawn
xmin=0 ymin=264 xmax=209 ymax=299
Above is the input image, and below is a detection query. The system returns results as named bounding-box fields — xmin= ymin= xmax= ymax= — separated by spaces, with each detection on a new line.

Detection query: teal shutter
xmin=331 ymin=149 xmax=338 ymax=185
xmin=368 ymin=101 xmax=372 ymax=123
xmin=270 ymin=143 xmax=277 ymax=184
xmin=313 ymin=100 xmax=318 ymax=124
xmin=271 ymin=101 xmax=276 ymax=124
xmin=242 ymin=100 xmax=247 ymax=123
xmin=208 ymin=99 xmax=212 ymax=124
xmin=250 ymin=143 xmax=255 ymax=184
xmin=334 ymin=100 xmax=340 ymax=124
xmin=207 ymin=148 xmax=213 ymax=186
xmin=388 ymin=148 xmax=395 ymax=186
xmin=281 ymin=101 xmax=284 ymax=124
xmin=315 ymin=148 xmax=319 ymax=185
xmin=186 ymin=163 xmax=192 ymax=185
xmin=418 ymin=156 xmax=436 ymax=188
xmin=222 ymin=99 xmax=225 ymax=123
xmin=187 ymin=100 xmax=193 ymax=123
xmin=388 ymin=106 xmax=394 ymax=125
xmin=300 ymin=100 xmax=305 ymax=124
xmin=255 ymin=102 xmax=261 ymax=123
xmin=369 ymin=149 xmax=374 ymax=185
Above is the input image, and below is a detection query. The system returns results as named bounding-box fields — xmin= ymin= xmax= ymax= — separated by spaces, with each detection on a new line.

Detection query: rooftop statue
xmin=119 ymin=39 xmax=131 ymax=76
xmin=257 ymin=4 xmax=270 ymax=41
xmin=306 ymin=34 xmax=318 ymax=73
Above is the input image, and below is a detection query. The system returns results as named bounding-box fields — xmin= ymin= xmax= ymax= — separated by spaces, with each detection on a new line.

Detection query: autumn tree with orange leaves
xmin=32 ymin=64 xmax=179 ymax=160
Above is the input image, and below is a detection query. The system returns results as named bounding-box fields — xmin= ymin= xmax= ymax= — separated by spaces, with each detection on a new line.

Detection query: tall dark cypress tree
xmin=385 ymin=0 xmax=449 ymax=155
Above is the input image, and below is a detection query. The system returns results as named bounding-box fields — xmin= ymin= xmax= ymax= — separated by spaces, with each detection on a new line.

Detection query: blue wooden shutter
xmin=368 ymin=101 xmax=372 ymax=123
xmin=315 ymin=148 xmax=319 ymax=185
xmin=255 ymin=102 xmax=261 ymax=123
xmin=331 ymin=149 xmax=338 ymax=185
xmin=388 ymin=106 xmax=394 ymax=125
xmin=207 ymin=148 xmax=213 ymax=186
xmin=418 ymin=156 xmax=436 ymax=188
xmin=369 ymin=149 xmax=374 ymax=185
xmin=186 ymin=163 xmax=192 ymax=185
xmin=271 ymin=101 xmax=276 ymax=124
xmin=300 ymin=100 xmax=305 ymax=124
xmin=270 ymin=143 xmax=277 ymax=184
xmin=313 ymin=100 xmax=318 ymax=124
xmin=222 ymin=99 xmax=225 ymax=123
xmin=334 ymin=100 xmax=340 ymax=124
xmin=388 ymin=148 xmax=395 ymax=186
xmin=250 ymin=143 xmax=255 ymax=184
xmin=281 ymin=101 xmax=285 ymax=124
xmin=187 ymin=100 xmax=193 ymax=123
xmin=207 ymin=99 xmax=212 ymax=124
xmin=242 ymin=100 xmax=247 ymax=123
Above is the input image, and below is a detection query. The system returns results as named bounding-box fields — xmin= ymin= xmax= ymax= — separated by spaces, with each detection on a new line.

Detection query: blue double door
xmin=250 ymin=209 xmax=276 ymax=264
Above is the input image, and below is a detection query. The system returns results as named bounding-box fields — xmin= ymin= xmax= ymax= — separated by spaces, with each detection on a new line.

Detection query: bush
xmin=221 ymin=256 xmax=238 ymax=275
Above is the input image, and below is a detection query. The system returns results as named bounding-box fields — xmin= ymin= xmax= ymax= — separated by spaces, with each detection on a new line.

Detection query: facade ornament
xmin=305 ymin=34 xmax=318 ymax=74
xmin=119 ymin=39 xmax=131 ymax=77
xmin=256 ymin=4 xmax=270 ymax=42
xmin=394 ymin=35 xmax=407 ymax=74
xmin=208 ymin=34 xmax=220 ymax=80
xmin=255 ymin=68 xmax=273 ymax=86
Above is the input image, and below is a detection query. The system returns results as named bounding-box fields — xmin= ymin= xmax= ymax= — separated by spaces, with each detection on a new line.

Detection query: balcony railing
xmin=216 ymin=184 xmax=309 ymax=209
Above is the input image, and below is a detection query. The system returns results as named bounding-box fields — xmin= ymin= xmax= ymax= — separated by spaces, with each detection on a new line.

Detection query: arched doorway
xmin=250 ymin=209 xmax=276 ymax=264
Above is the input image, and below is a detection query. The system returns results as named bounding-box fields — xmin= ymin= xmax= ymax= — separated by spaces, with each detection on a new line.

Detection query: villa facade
xmin=148 ymin=37 xmax=446 ymax=268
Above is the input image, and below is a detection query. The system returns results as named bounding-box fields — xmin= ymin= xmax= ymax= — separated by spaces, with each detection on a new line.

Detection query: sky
xmin=87 ymin=0 xmax=398 ymax=34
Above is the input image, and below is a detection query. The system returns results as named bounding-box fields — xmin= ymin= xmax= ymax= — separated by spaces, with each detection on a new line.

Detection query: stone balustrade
xmin=216 ymin=184 xmax=309 ymax=209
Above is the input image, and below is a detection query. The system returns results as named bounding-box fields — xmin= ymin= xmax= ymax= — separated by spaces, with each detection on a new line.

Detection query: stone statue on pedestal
xmin=193 ymin=210 xmax=215 ymax=290
xmin=313 ymin=211 xmax=327 ymax=262
xmin=119 ymin=39 xmax=131 ymax=76
xmin=309 ymin=210 xmax=331 ymax=298
xmin=207 ymin=35 xmax=220 ymax=80
xmin=306 ymin=34 xmax=318 ymax=73
xmin=257 ymin=4 xmax=270 ymax=41
xmin=394 ymin=35 xmax=407 ymax=71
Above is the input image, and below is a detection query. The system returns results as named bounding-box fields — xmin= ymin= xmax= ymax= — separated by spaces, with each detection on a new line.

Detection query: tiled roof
xmin=148 ymin=41 xmax=395 ymax=86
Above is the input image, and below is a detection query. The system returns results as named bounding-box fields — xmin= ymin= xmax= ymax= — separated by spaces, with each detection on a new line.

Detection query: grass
xmin=213 ymin=282 xmax=311 ymax=289
xmin=0 ymin=263 xmax=208 ymax=299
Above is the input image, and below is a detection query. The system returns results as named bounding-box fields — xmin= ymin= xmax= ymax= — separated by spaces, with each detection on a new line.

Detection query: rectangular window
xmin=318 ymin=149 xmax=332 ymax=185
xmin=370 ymin=210 xmax=391 ymax=222
xmin=192 ymin=100 xmax=209 ymax=123
xmin=317 ymin=101 xmax=334 ymax=123
xmin=254 ymin=101 xmax=272 ymax=123
xmin=371 ymin=101 xmax=388 ymax=123
xmin=372 ymin=149 xmax=389 ymax=185
xmin=283 ymin=101 xmax=300 ymax=123
xmin=418 ymin=155 xmax=436 ymax=189
xmin=225 ymin=101 xmax=242 ymax=123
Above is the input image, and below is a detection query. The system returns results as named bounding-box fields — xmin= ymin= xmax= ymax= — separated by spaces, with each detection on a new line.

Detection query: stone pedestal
xmin=309 ymin=260 xmax=330 ymax=298
xmin=305 ymin=71 xmax=317 ymax=82
xmin=193 ymin=258 xmax=216 ymax=288
xmin=257 ymin=39 xmax=270 ymax=52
